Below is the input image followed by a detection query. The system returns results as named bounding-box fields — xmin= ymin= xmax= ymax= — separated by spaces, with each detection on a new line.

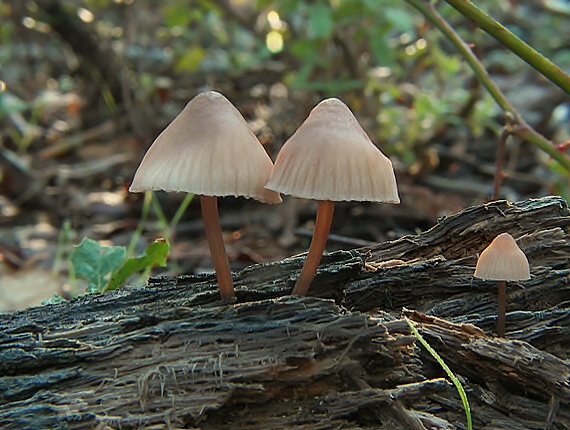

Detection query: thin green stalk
xmin=150 ymin=193 xmax=169 ymax=231
xmin=444 ymin=0 xmax=570 ymax=94
xmin=169 ymin=193 xmax=194 ymax=230
xmin=53 ymin=219 xmax=73 ymax=275
xmin=126 ymin=190 xmax=153 ymax=256
xmin=127 ymin=192 xmax=193 ymax=257
xmin=152 ymin=192 xmax=196 ymax=244
xmin=405 ymin=317 xmax=473 ymax=430
xmin=407 ymin=0 xmax=510 ymax=111
xmin=405 ymin=0 xmax=570 ymax=173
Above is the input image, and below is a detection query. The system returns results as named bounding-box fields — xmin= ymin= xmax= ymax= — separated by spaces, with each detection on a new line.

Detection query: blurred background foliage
xmin=2 ymin=0 xmax=568 ymax=178
xmin=0 ymin=0 xmax=569 ymax=306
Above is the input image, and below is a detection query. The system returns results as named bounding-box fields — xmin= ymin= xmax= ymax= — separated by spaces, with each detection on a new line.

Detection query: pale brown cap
xmin=265 ymin=98 xmax=399 ymax=203
xmin=129 ymin=91 xmax=281 ymax=204
xmin=474 ymin=233 xmax=530 ymax=281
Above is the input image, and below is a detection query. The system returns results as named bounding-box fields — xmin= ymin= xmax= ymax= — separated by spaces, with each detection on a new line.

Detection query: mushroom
xmin=265 ymin=98 xmax=399 ymax=296
xmin=474 ymin=232 xmax=530 ymax=337
xmin=129 ymin=91 xmax=281 ymax=299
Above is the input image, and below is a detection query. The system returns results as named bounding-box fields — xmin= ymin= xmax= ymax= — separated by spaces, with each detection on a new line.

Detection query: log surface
xmin=1 ymin=196 xmax=569 ymax=429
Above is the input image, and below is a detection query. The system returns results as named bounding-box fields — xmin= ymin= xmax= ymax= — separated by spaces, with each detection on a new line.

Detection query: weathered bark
xmin=1 ymin=196 xmax=569 ymax=429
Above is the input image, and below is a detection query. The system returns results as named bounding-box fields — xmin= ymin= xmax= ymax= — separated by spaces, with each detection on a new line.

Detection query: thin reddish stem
xmin=200 ymin=195 xmax=234 ymax=299
xmin=497 ymin=280 xmax=507 ymax=337
xmin=292 ymin=200 xmax=335 ymax=296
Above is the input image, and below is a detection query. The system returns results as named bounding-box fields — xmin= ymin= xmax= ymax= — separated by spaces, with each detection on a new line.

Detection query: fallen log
xmin=1 ymin=196 xmax=568 ymax=429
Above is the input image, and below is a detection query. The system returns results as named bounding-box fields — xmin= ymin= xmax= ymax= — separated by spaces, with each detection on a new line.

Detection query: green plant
xmin=45 ymin=190 xmax=187 ymax=304
xmin=405 ymin=317 xmax=472 ymax=430
xmin=71 ymin=237 xmax=170 ymax=294
xmin=444 ymin=0 xmax=570 ymax=93
xmin=52 ymin=219 xmax=74 ymax=276
xmin=127 ymin=191 xmax=194 ymax=256
xmin=406 ymin=0 xmax=570 ymax=178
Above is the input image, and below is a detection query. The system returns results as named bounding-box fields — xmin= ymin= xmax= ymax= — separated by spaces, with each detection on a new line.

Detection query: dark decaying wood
xmin=1 ymin=196 xmax=569 ymax=429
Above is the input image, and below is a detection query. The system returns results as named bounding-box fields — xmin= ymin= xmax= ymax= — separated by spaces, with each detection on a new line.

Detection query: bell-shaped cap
xmin=129 ymin=91 xmax=281 ymax=204
xmin=265 ymin=98 xmax=399 ymax=203
xmin=474 ymin=233 xmax=530 ymax=281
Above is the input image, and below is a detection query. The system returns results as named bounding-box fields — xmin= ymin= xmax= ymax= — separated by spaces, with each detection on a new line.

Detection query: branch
xmin=443 ymin=0 xmax=570 ymax=94
xmin=405 ymin=0 xmax=570 ymax=173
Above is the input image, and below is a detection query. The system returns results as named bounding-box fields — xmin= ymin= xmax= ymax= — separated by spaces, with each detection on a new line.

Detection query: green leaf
xmin=175 ymin=46 xmax=206 ymax=73
xmin=413 ymin=92 xmax=437 ymax=118
xmin=290 ymin=60 xmax=315 ymax=90
xmin=385 ymin=7 xmax=415 ymax=33
xmin=302 ymin=79 xmax=364 ymax=93
xmin=162 ymin=3 xmax=194 ymax=27
xmin=290 ymin=40 xmax=318 ymax=61
xmin=370 ymin=30 xmax=394 ymax=67
xmin=71 ymin=238 xmax=126 ymax=293
xmin=0 ymin=92 xmax=29 ymax=115
xmin=103 ymin=238 xmax=170 ymax=292
xmin=362 ymin=0 xmax=379 ymax=12
xmin=308 ymin=4 xmax=333 ymax=39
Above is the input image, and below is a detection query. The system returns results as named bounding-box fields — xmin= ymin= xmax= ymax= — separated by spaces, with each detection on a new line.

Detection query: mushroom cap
xmin=474 ymin=233 xmax=530 ymax=281
xmin=264 ymin=98 xmax=399 ymax=203
xmin=129 ymin=91 xmax=281 ymax=204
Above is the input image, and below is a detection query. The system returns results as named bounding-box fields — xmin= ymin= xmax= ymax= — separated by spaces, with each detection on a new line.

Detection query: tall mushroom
xmin=474 ymin=232 xmax=530 ymax=337
xmin=265 ymin=98 xmax=399 ymax=296
xmin=129 ymin=91 xmax=281 ymax=299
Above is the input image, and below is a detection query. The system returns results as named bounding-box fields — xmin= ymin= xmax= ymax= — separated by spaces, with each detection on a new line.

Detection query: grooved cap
xmin=265 ymin=98 xmax=399 ymax=203
xmin=129 ymin=91 xmax=282 ymax=204
xmin=474 ymin=233 xmax=530 ymax=281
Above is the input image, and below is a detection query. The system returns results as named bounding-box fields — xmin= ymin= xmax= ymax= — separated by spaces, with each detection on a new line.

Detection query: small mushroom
xmin=265 ymin=98 xmax=399 ymax=296
xmin=474 ymin=232 xmax=530 ymax=337
xmin=130 ymin=91 xmax=281 ymax=299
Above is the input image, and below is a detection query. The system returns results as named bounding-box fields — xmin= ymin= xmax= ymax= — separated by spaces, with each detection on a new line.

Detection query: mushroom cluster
xmin=130 ymin=92 xmax=399 ymax=299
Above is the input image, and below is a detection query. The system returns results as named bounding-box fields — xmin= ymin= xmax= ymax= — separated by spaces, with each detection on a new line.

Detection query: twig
xmin=493 ymin=129 xmax=510 ymax=200
xmin=38 ymin=118 xmax=122 ymax=159
xmin=404 ymin=0 xmax=570 ymax=173
xmin=443 ymin=0 xmax=570 ymax=94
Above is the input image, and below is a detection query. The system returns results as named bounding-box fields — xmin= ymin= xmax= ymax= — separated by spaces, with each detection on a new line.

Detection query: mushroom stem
xmin=292 ymin=200 xmax=335 ymax=296
xmin=200 ymin=195 xmax=234 ymax=299
xmin=497 ymin=280 xmax=507 ymax=337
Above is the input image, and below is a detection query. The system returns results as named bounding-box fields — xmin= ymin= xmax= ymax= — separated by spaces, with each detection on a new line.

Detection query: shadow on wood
xmin=1 ymin=196 xmax=569 ymax=429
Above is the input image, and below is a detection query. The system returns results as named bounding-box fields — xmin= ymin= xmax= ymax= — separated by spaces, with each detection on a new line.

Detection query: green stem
xmin=444 ymin=0 xmax=570 ymax=94
xmin=406 ymin=0 xmax=510 ymax=111
xmin=405 ymin=0 xmax=570 ymax=173
xmin=169 ymin=193 xmax=194 ymax=231
xmin=126 ymin=190 xmax=153 ymax=256
xmin=405 ymin=317 xmax=472 ymax=430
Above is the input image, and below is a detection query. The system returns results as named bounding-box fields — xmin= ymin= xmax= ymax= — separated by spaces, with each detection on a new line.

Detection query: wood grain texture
xmin=1 ymin=196 xmax=569 ymax=429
